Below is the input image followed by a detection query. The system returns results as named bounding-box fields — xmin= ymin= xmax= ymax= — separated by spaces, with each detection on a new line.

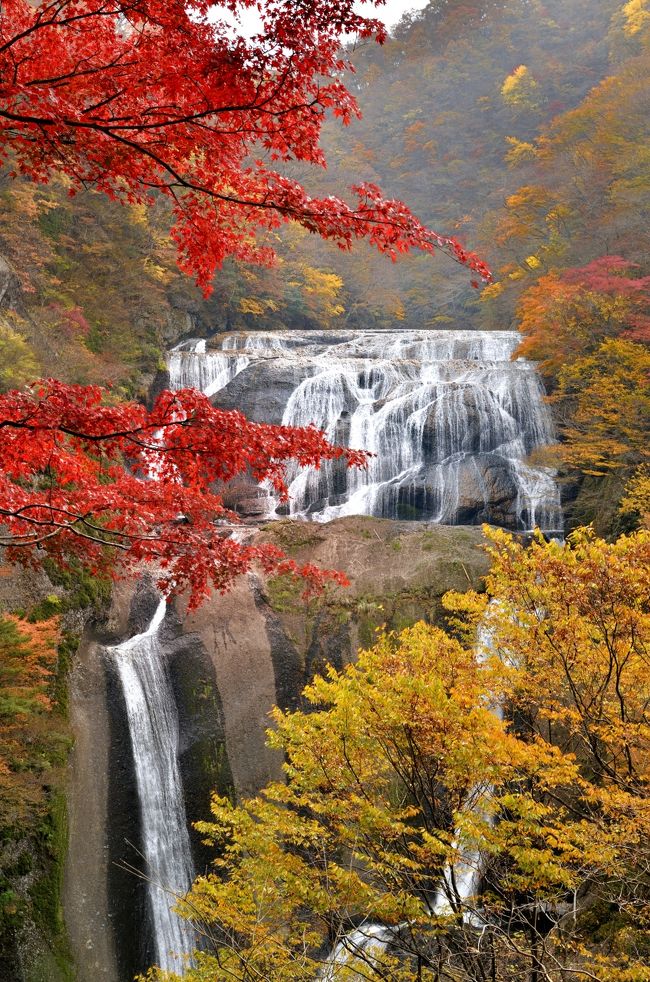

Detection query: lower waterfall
xmin=320 ymin=924 xmax=401 ymax=981
xmin=109 ymin=599 xmax=195 ymax=974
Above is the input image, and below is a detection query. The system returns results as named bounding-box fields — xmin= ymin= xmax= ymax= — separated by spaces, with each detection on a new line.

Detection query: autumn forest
xmin=0 ymin=1 xmax=649 ymax=981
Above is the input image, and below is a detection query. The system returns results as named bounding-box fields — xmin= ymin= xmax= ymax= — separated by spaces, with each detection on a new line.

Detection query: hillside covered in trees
xmin=0 ymin=2 xmax=648 ymax=981
xmin=290 ymin=0 xmax=650 ymax=533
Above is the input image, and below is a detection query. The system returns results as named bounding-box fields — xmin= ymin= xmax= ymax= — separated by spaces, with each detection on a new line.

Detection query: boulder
xmin=213 ymin=359 xmax=313 ymax=423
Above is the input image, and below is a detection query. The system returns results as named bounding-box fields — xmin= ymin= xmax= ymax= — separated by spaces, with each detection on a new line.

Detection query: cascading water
xmin=167 ymin=329 xmax=562 ymax=534
xmin=167 ymin=338 xmax=250 ymax=397
xmin=163 ymin=327 xmax=563 ymax=978
xmin=109 ymin=600 xmax=195 ymax=974
xmin=320 ymin=924 xmax=401 ymax=981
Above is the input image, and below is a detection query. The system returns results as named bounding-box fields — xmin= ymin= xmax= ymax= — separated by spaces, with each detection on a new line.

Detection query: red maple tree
xmin=0 ymin=381 xmax=368 ymax=606
xmin=0 ymin=0 xmax=490 ymax=291
xmin=0 ymin=1 xmax=490 ymax=601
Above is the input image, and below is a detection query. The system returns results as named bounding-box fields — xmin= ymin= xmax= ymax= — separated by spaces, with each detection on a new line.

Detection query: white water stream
xmin=168 ymin=329 xmax=562 ymax=534
xmin=168 ymin=337 xmax=251 ymax=397
xmin=109 ymin=600 xmax=195 ymax=973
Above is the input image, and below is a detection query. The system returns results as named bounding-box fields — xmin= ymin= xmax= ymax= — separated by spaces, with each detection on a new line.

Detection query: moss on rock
xmin=256 ymin=517 xmax=490 ymax=704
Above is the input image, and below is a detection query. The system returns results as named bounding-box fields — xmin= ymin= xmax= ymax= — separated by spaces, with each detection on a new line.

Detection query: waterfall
xmin=320 ymin=924 xmax=400 ymax=981
xmin=278 ymin=332 xmax=560 ymax=531
xmin=167 ymin=338 xmax=250 ymax=397
xmin=167 ymin=329 xmax=562 ymax=534
xmin=109 ymin=599 xmax=195 ymax=974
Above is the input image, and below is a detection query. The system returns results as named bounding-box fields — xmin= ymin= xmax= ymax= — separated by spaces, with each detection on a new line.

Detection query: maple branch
xmin=0 ymin=0 xmax=491 ymax=292
xmin=0 ymin=0 xmax=137 ymax=56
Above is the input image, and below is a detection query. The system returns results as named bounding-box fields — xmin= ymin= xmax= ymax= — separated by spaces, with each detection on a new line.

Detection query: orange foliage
xmin=0 ymin=614 xmax=61 ymax=823
xmin=516 ymin=257 xmax=650 ymax=382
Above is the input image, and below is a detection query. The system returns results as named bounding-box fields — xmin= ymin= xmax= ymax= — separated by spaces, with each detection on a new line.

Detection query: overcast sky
xmin=215 ymin=1 xmax=430 ymax=36
xmin=357 ymin=0 xmax=429 ymax=29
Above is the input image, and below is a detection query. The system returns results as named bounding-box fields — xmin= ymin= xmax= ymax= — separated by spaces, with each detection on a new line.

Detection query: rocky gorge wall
xmin=63 ymin=517 xmax=489 ymax=982
xmin=0 ymin=556 xmax=110 ymax=982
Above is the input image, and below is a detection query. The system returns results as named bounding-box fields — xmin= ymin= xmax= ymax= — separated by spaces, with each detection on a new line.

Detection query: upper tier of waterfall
xmin=168 ymin=329 xmax=562 ymax=534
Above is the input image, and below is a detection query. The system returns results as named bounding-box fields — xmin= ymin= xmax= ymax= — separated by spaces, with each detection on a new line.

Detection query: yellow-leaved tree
xmin=553 ymin=339 xmax=650 ymax=473
xmin=146 ymin=528 xmax=650 ymax=982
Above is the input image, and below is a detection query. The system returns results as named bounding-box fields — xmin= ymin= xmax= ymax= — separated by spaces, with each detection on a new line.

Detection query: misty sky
xmin=215 ymin=1 xmax=430 ymax=36
xmin=357 ymin=0 xmax=430 ymax=29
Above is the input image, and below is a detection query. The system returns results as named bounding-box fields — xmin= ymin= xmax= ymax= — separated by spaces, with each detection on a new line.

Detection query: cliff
xmin=63 ymin=517 xmax=489 ymax=982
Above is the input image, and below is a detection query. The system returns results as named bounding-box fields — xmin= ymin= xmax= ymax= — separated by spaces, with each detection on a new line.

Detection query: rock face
xmin=63 ymin=519 xmax=489 ymax=982
xmin=214 ymin=358 xmax=312 ymax=424
xmin=63 ymin=625 xmax=121 ymax=982
xmin=179 ymin=574 xmax=284 ymax=796
xmin=252 ymin=518 xmax=490 ymax=703
xmin=0 ymin=254 xmax=20 ymax=310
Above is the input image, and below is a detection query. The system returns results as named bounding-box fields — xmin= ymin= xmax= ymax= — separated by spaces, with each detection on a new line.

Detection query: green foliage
xmin=26 ymin=595 xmax=62 ymax=624
xmin=265 ymin=574 xmax=309 ymax=614
xmin=20 ymin=789 xmax=75 ymax=982
xmin=37 ymin=206 xmax=72 ymax=241
xmin=40 ymin=556 xmax=112 ymax=614
xmin=264 ymin=520 xmax=326 ymax=555
xmin=29 ymin=792 xmax=68 ymax=938
xmin=0 ymin=322 xmax=38 ymax=392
